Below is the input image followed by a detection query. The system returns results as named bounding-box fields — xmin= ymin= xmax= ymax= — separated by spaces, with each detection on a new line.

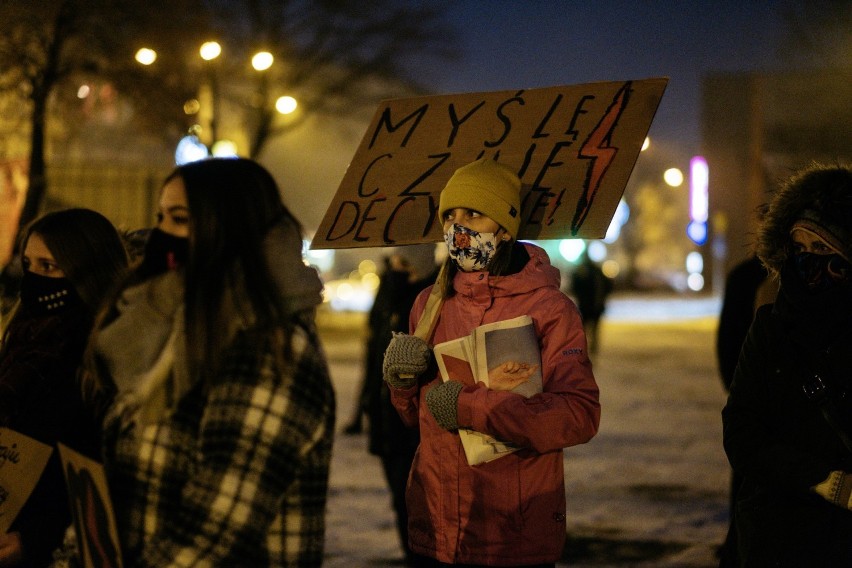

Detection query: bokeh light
xmin=664 ymin=167 xmax=684 ymax=187
xmin=134 ymin=48 xmax=157 ymax=65
xmin=276 ymin=96 xmax=298 ymax=115
xmin=558 ymin=239 xmax=586 ymax=263
xmin=252 ymin=51 xmax=274 ymax=71
xmin=199 ymin=41 xmax=222 ymax=61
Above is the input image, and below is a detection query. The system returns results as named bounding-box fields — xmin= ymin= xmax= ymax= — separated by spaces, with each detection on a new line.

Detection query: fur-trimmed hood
xmin=757 ymin=163 xmax=852 ymax=276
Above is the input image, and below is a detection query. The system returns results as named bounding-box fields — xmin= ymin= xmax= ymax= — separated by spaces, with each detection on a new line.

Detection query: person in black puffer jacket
xmin=723 ymin=163 xmax=852 ymax=566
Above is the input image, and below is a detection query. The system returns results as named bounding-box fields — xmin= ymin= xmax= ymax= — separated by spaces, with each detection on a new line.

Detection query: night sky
xmin=274 ymin=1 xmax=791 ymax=236
xmin=413 ymin=1 xmax=787 ymax=161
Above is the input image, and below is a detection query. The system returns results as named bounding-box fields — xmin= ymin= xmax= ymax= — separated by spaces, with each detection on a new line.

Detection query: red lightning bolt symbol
xmin=572 ymin=82 xmax=632 ymax=234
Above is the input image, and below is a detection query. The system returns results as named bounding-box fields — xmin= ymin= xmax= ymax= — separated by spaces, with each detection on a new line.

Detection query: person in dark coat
xmin=716 ymin=254 xmax=772 ymax=391
xmin=715 ymin=252 xmax=774 ymax=566
xmin=722 ymin=163 xmax=852 ymax=566
xmin=571 ymin=250 xmax=612 ymax=354
xmin=364 ymin=253 xmax=437 ymax=564
xmin=0 ymin=209 xmax=128 ymax=567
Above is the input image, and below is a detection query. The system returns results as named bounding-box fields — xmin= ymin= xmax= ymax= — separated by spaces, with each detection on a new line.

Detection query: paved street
xmin=318 ymin=294 xmax=729 ymax=567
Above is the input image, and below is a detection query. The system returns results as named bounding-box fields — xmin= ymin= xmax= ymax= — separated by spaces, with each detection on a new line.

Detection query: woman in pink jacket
xmin=383 ymin=158 xmax=601 ymax=567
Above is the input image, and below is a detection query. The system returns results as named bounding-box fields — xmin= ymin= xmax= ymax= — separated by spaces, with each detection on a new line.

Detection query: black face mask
xmin=19 ymin=271 xmax=81 ymax=316
xmin=137 ymin=228 xmax=189 ymax=278
xmin=793 ymin=251 xmax=852 ymax=291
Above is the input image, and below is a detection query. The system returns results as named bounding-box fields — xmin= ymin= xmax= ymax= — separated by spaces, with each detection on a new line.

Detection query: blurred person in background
xmin=73 ymin=158 xmax=333 ymax=567
xmin=0 ymin=208 xmax=128 ymax=567
xmin=723 ymin=164 xmax=852 ymax=566
xmin=570 ymin=249 xmax=613 ymax=355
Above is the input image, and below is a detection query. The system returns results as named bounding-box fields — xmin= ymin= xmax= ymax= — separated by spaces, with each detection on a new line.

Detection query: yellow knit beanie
xmin=439 ymin=158 xmax=522 ymax=237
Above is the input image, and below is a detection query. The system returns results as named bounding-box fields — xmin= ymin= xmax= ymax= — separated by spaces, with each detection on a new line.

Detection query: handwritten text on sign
xmin=312 ymin=78 xmax=667 ymax=249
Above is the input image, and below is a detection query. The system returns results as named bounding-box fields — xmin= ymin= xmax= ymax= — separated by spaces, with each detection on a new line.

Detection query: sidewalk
xmin=319 ymin=293 xmax=728 ymax=567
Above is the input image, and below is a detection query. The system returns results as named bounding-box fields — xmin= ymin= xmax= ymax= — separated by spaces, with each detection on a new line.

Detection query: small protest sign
xmin=0 ymin=427 xmax=53 ymax=533
xmin=57 ymin=443 xmax=123 ymax=568
xmin=311 ymin=78 xmax=667 ymax=249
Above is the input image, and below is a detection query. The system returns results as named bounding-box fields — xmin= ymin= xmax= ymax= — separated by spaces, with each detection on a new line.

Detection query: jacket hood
xmin=263 ymin=217 xmax=324 ymax=315
xmin=757 ymin=164 xmax=852 ymax=276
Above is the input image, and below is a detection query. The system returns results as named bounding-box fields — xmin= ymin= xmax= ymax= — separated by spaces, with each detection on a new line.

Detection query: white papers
xmin=433 ymin=315 xmax=542 ymax=465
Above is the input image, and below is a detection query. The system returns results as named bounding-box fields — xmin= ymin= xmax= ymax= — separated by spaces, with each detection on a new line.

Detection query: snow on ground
xmin=318 ymin=293 xmax=729 ymax=567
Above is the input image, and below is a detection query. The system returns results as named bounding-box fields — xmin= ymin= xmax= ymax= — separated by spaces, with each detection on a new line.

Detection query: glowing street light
xmin=135 ymin=47 xmax=157 ymax=66
xmin=275 ymin=95 xmax=298 ymax=115
xmin=251 ymin=51 xmax=274 ymax=71
xmin=199 ymin=41 xmax=222 ymax=61
xmin=198 ymin=41 xmax=223 ymax=144
xmin=664 ymin=167 xmax=684 ymax=187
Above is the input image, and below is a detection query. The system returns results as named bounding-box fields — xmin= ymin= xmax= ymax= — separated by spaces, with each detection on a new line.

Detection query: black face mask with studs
xmin=19 ymin=271 xmax=82 ymax=316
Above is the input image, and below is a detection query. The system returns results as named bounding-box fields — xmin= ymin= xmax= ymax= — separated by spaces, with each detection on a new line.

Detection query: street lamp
xmin=199 ymin=41 xmax=222 ymax=145
xmin=135 ymin=48 xmax=157 ymax=66
xmin=251 ymin=51 xmax=274 ymax=72
xmin=275 ymin=95 xmax=298 ymax=115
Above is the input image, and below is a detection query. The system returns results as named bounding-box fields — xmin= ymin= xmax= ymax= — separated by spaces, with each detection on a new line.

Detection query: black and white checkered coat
xmin=105 ymin=320 xmax=335 ymax=567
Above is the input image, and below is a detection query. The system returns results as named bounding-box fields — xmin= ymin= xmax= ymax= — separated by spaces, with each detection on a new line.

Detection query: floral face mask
xmin=444 ymin=223 xmax=499 ymax=272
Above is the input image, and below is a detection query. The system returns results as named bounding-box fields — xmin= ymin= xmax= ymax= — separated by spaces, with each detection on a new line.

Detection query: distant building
xmin=702 ymin=68 xmax=852 ymax=289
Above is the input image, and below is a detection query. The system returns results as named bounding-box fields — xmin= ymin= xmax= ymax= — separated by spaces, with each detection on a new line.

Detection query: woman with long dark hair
xmin=0 ymin=208 xmax=128 ymax=567
xmin=80 ymin=158 xmax=333 ymax=566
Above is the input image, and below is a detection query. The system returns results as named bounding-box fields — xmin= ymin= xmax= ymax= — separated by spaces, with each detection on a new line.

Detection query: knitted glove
xmin=383 ymin=332 xmax=431 ymax=389
xmin=426 ymin=381 xmax=465 ymax=431
xmin=812 ymin=471 xmax=852 ymax=509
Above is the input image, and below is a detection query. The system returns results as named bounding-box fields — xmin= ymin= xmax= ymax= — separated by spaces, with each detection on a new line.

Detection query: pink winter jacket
xmin=390 ymin=242 xmax=600 ymax=565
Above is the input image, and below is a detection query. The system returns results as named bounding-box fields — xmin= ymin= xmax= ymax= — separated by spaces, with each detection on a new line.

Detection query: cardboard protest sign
xmin=57 ymin=443 xmax=123 ymax=568
xmin=311 ymin=78 xmax=667 ymax=249
xmin=0 ymin=427 xmax=53 ymax=533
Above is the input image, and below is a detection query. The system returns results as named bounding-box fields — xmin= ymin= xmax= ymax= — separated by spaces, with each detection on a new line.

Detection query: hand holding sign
xmin=312 ymin=78 xmax=667 ymax=249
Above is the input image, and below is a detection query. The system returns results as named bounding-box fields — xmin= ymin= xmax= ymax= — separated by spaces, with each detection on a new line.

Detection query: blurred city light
xmin=689 ymin=156 xmax=709 ymax=223
xmin=687 ymin=220 xmax=708 ymax=245
xmin=323 ymin=277 xmax=375 ymax=312
xmin=275 ymin=95 xmax=298 ymax=114
xmin=687 ymin=155 xmax=709 ymax=245
xmin=77 ymin=85 xmax=90 ymax=99
xmin=174 ymin=134 xmax=209 ymax=165
xmin=587 ymin=240 xmax=607 ymax=262
xmin=199 ymin=41 xmax=222 ymax=61
xmin=362 ymin=272 xmax=380 ymax=290
xmin=183 ymin=99 xmax=201 ymax=115
xmin=358 ymin=259 xmax=377 ymax=275
xmin=251 ymin=51 xmax=274 ymax=71
xmin=303 ymin=241 xmax=334 ymax=272
xmin=558 ymin=239 xmax=586 ymax=263
xmin=211 ymin=140 xmax=238 ymax=158
xmin=602 ymin=259 xmax=620 ymax=278
xmin=687 ymin=272 xmax=704 ymax=292
xmin=664 ymin=167 xmax=684 ymax=187
xmin=641 ymin=136 xmax=650 ymax=151
xmin=604 ymin=199 xmax=630 ymax=243
xmin=134 ymin=48 xmax=157 ymax=65
xmin=685 ymin=251 xmax=703 ymax=273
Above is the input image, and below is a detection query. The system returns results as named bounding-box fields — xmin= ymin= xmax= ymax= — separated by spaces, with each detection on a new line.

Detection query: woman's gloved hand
xmin=383 ymin=332 xmax=431 ymax=389
xmin=426 ymin=381 xmax=465 ymax=430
